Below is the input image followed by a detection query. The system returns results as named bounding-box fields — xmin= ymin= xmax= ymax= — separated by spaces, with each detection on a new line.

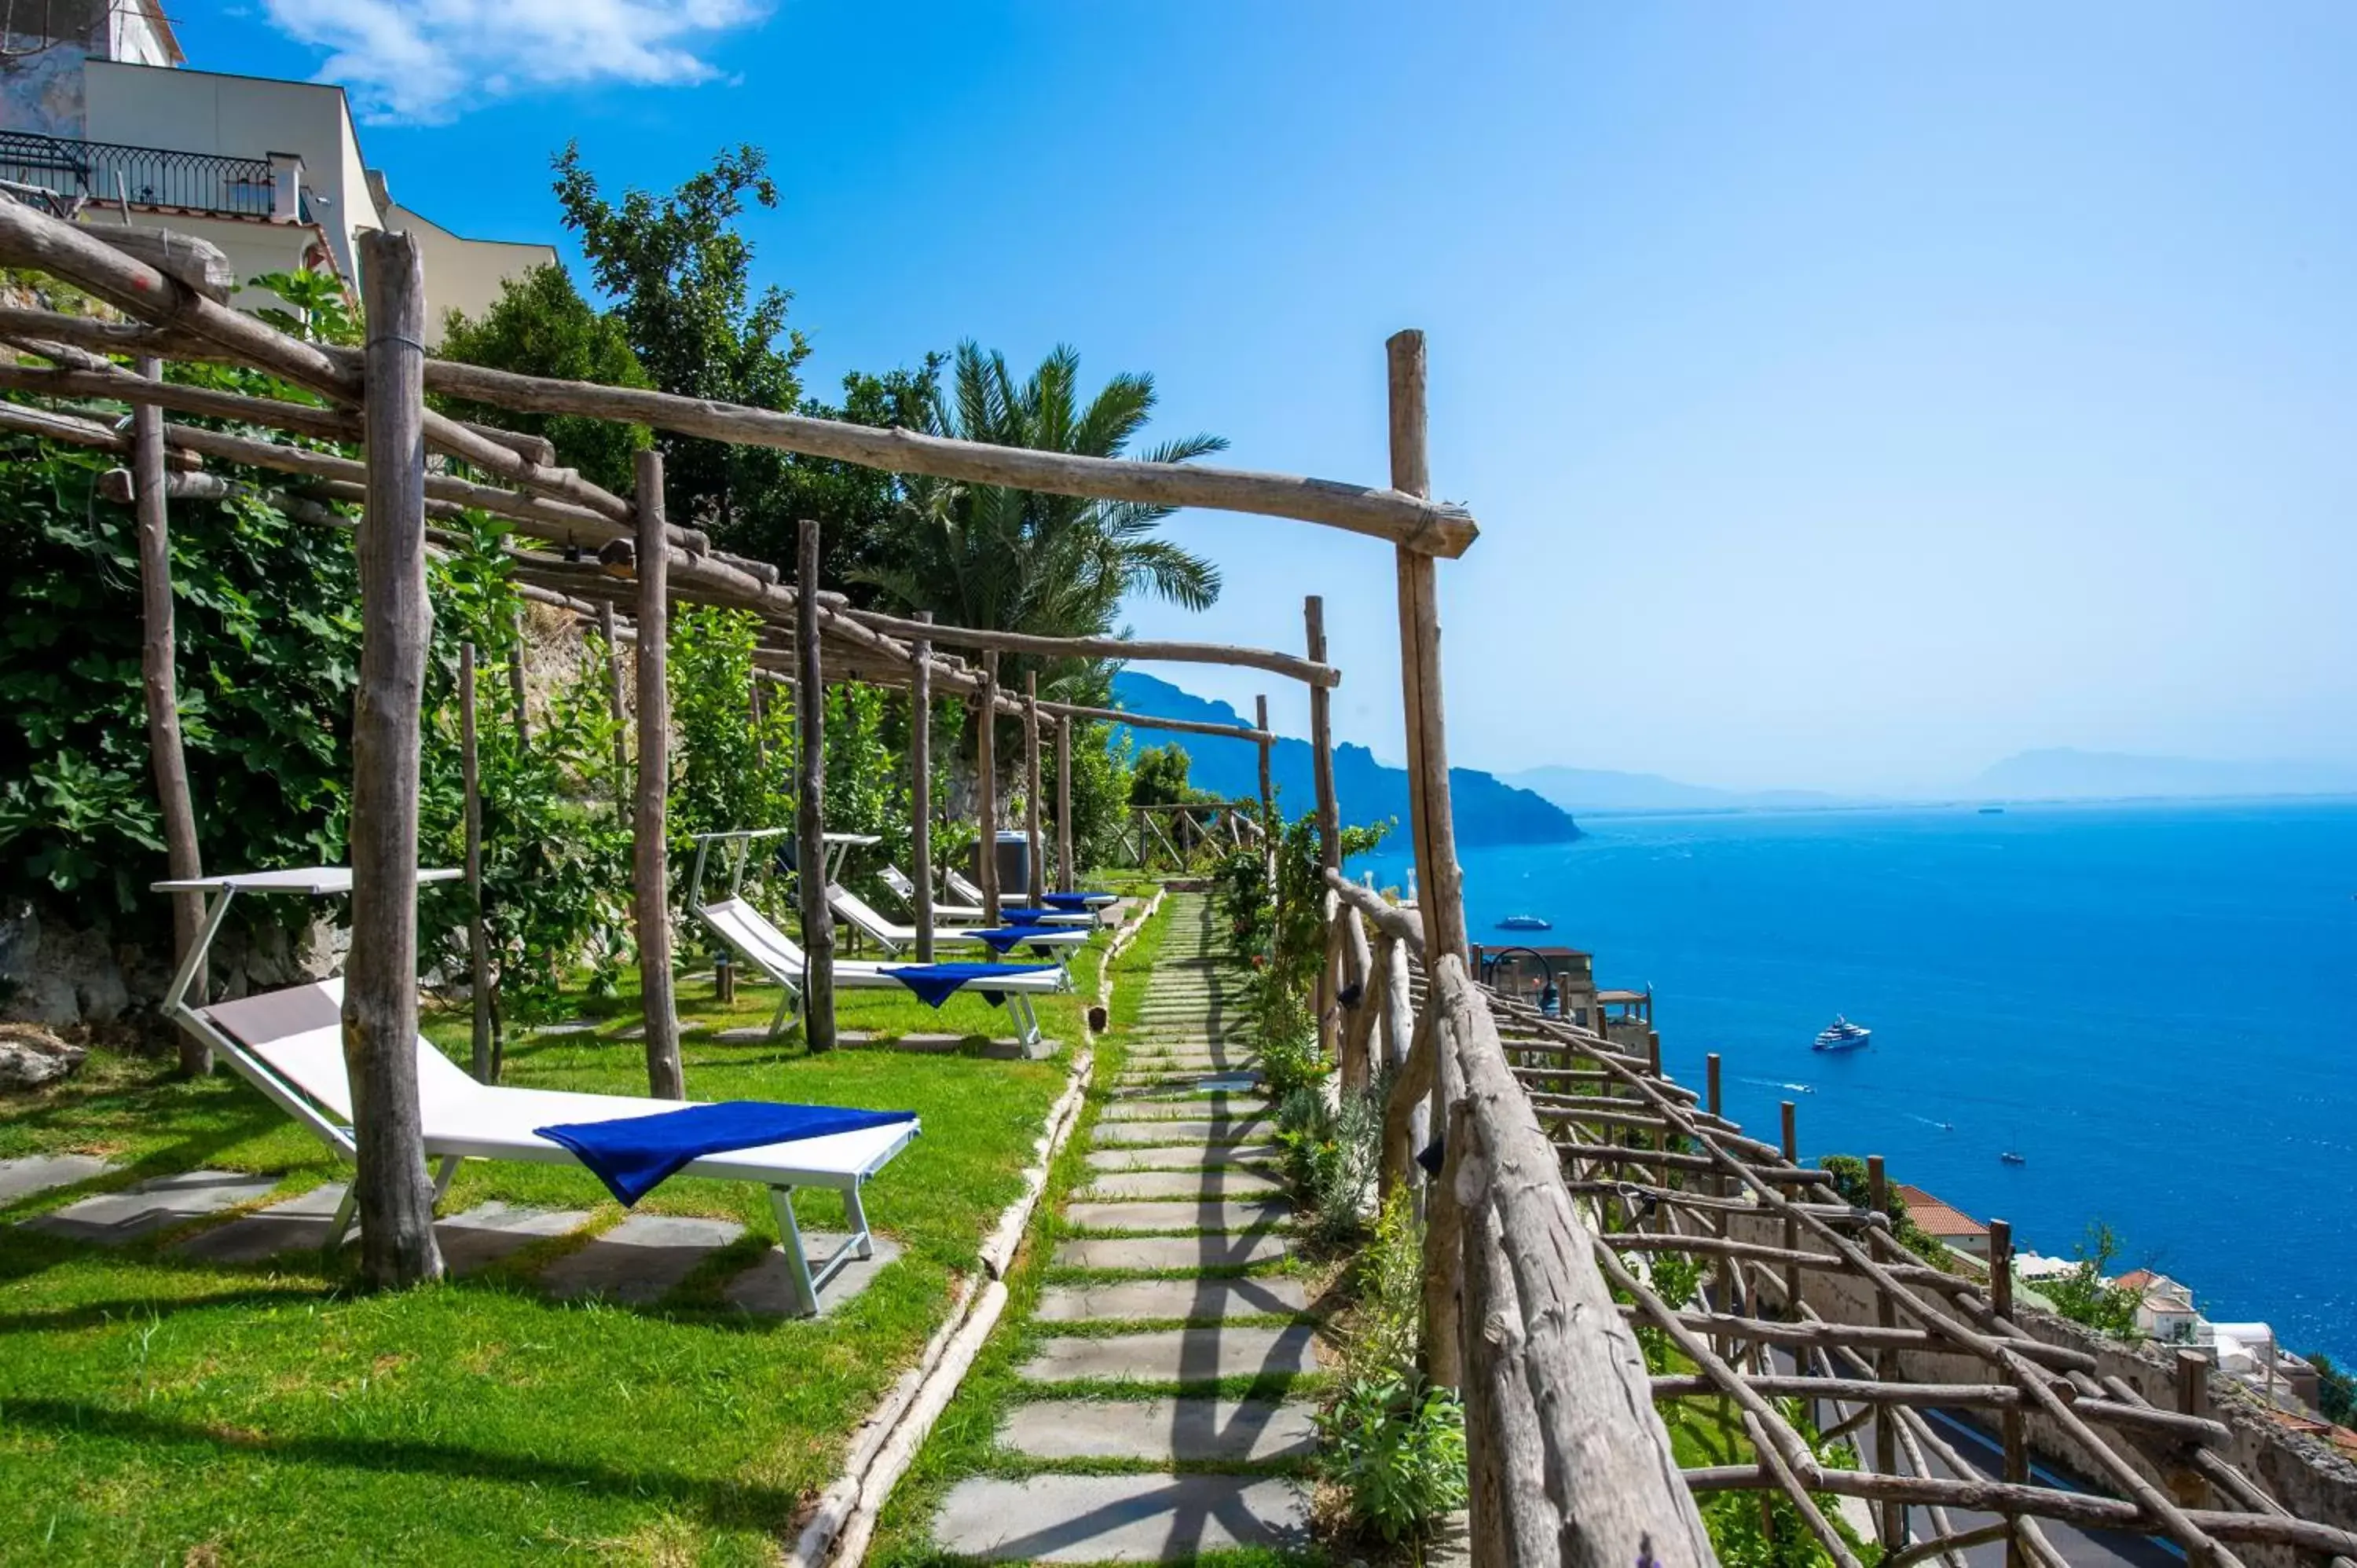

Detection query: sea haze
xmin=1350 ymin=800 xmax=2357 ymax=1358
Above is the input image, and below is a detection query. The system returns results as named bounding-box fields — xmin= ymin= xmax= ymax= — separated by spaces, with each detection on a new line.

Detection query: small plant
xmin=2043 ymin=1222 xmax=2143 ymax=1338
xmin=1274 ymin=1085 xmax=1382 ymax=1246
xmin=1314 ymin=1376 xmax=1468 ymax=1546
xmin=1347 ymin=1189 xmax=1426 ymax=1383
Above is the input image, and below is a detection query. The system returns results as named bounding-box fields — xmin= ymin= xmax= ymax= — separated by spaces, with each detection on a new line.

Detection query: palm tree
xmin=856 ymin=341 xmax=1225 ymax=678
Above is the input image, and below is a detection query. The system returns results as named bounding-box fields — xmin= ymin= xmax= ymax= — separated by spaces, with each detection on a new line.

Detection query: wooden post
xmin=1423 ymin=1020 xmax=1465 ymax=1390
xmin=1868 ymin=1152 xmax=1903 ymax=1549
xmin=460 ymin=641 xmax=493 ymax=1083
xmin=1254 ymin=691 xmax=1275 ymax=834
xmin=977 ymin=652 xmax=1000 ymax=925
xmin=596 ymin=599 xmax=629 ymax=815
xmin=1780 ymin=1099 xmax=1802 ymax=1316
xmin=1306 ymin=596 xmax=1342 ymax=1068
xmin=632 ymin=449 xmax=684 ymax=1098
xmin=506 ymin=608 xmax=530 ymax=751
xmin=909 ymin=610 xmax=935 ymax=965
xmin=1054 ymin=714 xmax=1074 ymax=895
xmin=1706 ymin=1052 xmax=1723 ymax=1119
xmin=1387 ymin=329 xmax=1469 ymax=963
xmin=796 ymin=518 xmax=837 ymax=1053
xmin=345 ymin=229 xmax=442 ymax=1287
xmin=1024 ymin=671 xmax=1044 ymax=906
xmin=1991 ymin=1216 xmax=2025 ymax=1568
xmin=132 ymin=355 xmax=208 ymax=1077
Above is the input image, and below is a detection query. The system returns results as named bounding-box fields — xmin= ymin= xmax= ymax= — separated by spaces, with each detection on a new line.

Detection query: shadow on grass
xmin=0 ymin=1396 xmax=805 ymax=1533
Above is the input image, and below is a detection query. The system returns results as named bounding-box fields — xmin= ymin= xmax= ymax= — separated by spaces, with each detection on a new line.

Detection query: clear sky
xmin=186 ymin=2 xmax=2357 ymax=791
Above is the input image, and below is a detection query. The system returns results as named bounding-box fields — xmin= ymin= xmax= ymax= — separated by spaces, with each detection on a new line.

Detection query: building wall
xmin=82 ymin=61 xmax=375 ymax=277
xmin=383 ymin=203 xmax=556 ymax=345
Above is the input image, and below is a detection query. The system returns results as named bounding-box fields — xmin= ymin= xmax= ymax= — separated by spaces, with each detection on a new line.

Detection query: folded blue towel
xmin=998 ymin=906 xmax=1059 ymax=925
xmin=882 ymin=961 xmax=1060 ymax=1008
xmin=537 ymin=1100 xmax=916 ymax=1206
xmin=966 ymin=926 xmax=1068 ymax=956
xmin=1040 ymin=891 xmax=1112 ymax=910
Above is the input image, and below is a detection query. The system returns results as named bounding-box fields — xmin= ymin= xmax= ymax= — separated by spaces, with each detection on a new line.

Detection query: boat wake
xmin=1741 ymin=1077 xmax=1815 ymax=1095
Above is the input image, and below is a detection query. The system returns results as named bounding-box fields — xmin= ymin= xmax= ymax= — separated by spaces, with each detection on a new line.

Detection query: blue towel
xmin=966 ymin=926 xmax=1069 ymax=957
xmin=537 ymin=1100 xmax=916 ymax=1207
xmin=1040 ymin=891 xmax=1111 ymax=910
xmin=882 ymin=961 xmax=1061 ymax=1008
xmin=998 ymin=906 xmax=1059 ymax=925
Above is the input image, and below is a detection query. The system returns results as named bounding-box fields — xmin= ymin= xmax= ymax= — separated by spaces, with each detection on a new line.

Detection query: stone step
xmin=1050 ymin=1233 xmax=1292 ymax=1271
xmin=1000 ymin=1397 xmax=1318 ymax=1463
xmin=1097 ymin=1097 xmax=1272 ymax=1122
xmin=1091 ymin=1119 xmax=1269 ymax=1146
xmin=1033 ymin=1274 xmax=1311 ymax=1323
xmin=932 ymin=1473 xmax=1310 ymax=1563
xmin=1019 ymin=1324 xmax=1321 ymax=1384
xmin=1063 ymin=1199 xmax=1292 ymax=1234
xmin=1084 ymin=1148 xmax=1282 ymax=1178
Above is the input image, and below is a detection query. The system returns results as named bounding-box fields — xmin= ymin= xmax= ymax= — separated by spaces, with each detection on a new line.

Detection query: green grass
xmin=0 ymin=897 xmax=1166 ymax=1566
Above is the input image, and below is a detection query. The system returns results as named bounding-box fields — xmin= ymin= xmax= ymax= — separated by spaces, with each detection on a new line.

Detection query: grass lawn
xmin=0 ymin=881 xmax=1161 ymax=1566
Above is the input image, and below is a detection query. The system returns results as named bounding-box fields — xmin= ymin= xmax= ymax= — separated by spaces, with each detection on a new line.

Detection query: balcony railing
xmin=0 ymin=130 xmax=279 ymax=220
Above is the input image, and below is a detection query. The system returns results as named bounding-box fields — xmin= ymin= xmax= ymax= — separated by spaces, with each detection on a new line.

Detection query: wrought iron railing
xmin=0 ymin=130 xmax=277 ymax=218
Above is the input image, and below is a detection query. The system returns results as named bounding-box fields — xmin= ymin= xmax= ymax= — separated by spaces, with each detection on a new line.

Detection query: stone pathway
xmin=931 ymin=892 xmax=1318 ymax=1563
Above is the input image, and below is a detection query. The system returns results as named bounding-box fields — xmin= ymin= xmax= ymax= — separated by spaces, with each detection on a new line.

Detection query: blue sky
xmin=190 ymin=2 xmax=2357 ymax=790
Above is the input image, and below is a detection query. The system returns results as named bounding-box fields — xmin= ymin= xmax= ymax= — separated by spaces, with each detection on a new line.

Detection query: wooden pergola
xmin=0 ymin=198 xmax=1460 ymax=1297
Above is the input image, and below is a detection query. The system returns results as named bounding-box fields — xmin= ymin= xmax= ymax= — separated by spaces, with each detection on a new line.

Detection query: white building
xmin=0 ymin=0 xmax=552 ymax=339
xmin=2113 ymin=1269 xmax=2201 ymax=1344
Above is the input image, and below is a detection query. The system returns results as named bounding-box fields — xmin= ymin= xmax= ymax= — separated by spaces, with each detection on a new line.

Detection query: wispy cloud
xmin=260 ymin=0 xmax=767 ymax=123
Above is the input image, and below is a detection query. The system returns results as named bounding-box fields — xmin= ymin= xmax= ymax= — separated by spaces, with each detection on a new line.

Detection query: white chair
xmin=696 ymin=895 xmax=1069 ymax=1048
xmin=878 ymin=863 xmax=984 ymax=923
xmin=159 ymin=870 xmax=915 ymax=1314
xmin=935 ymin=866 xmax=1094 ymax=925
xmin=827 ymin=885 xmax=1091 ymax=961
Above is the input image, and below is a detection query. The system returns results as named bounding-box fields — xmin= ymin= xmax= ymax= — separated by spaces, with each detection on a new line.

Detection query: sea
xmin=1347 ymin=800 xmax=2357 ymax=1360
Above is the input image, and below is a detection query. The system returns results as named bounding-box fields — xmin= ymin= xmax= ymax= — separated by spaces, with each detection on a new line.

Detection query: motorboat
xmin=1496 ymin=914 xmax=1552 ymax=932
xmin=2000 ymin=1150 xmax=2027 ymax=1166
xmin=1813 ymin=1015 xmax=1871 ymax=1052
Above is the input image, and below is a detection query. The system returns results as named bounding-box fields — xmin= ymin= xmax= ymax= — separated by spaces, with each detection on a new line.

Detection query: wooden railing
xmin=1127 ymin=800 xmax=1265 ymax=869
xmin=1322 ymin=869 xmax=1717 ymax=1568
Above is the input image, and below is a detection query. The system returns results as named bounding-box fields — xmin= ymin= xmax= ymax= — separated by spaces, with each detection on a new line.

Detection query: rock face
xmin=0 ymin=897 xmax=347 ymax=1030
xmin=0 ymin=1024 xmax=86 ymax=1089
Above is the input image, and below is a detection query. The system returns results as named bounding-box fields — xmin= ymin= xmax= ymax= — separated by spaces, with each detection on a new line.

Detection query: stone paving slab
xmin=933 ymin=1472 xmax=1310 ymax=1562
xmin=0 ymin=1153 xmax=115 ymax=1206
xmin=1018 ymin=1324 xmax=1321 ymax=1384
xmin=723 ymin=1233 xmax=901 ymax=1317
xmin=1098 ymin=1096 xmax=1271 ymax=1122
xmin=173 ymin=1182 xmax=347 ymax=1263
xmin=539 ymin=1214 xmax=746 ymax=1305
xmin=1063 ymin=1199 xmax=1292 ymax=1234
xmin=1002 ymin=1397 xmax=1318 ymax=1463
xmin=1034 ymin=1274 xmax=1311 ymax=1322
xmin=29 ymin=1170 xmax=281 ymax=1244
xmin=1091 ymin=1118 xmax=1269 ymax=1146
xmin=1050 ymin=1233 xmax=1292 ymax=1271
xmin=1105 ymin=1075 xmax=1261 ymax=1099
xmin=434 ymin=1202 xmax=593 ymax=1274
xmin=1085 ymin=1148 xmax=1282 ymax=1178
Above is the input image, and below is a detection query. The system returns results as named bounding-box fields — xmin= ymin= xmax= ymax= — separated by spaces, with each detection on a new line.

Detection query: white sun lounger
xmin=827 ymin=885 xmax=1091 ymax=961
xmin=939 ymin=867 xmax=1098 ymax=922
xmin=157 ymin=870 xmax=915 ymax=1314
xmin=878 ymin=864 xmax=985 ymax=923
xmin=696 ymin=895 xmax=1069 ymax=1046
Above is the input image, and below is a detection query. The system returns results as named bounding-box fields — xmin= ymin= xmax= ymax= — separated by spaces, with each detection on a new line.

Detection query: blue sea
xmin=1349 ymin=800 xmax=2357 ymax=1358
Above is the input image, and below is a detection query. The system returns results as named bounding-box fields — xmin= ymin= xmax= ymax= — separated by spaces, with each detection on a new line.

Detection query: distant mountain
xmin=1106 ymin=672 xmax=1581 ymax=849
xmin=1971 ymin=749 xmax=2357 ymax=802
xmin=1506 ymin=765 xmax=1853 ymax=815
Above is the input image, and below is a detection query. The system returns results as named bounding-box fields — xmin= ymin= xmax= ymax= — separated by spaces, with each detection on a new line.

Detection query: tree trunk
xmin=633 ymin=449 xmax=684 ymax=1098
xmin=909 ymin=611 xmax=935 ymax=964
xmin=796 ymin=518 xmax=837 ymax=1053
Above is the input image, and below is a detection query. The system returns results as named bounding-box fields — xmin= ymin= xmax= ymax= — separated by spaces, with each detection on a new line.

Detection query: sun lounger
xmin=157 ymin=870 xmax=913 ymax=1314
xmin=696 ymin=895 xmax=1069 ymax=1046
xmin=827 ymin=885 xmax=1091 ymax=962
xmin=878 ymin=863 xmax=985 ymax=923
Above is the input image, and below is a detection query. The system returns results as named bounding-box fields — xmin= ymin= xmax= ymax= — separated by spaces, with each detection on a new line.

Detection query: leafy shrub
xmin=1273 ymin=1083 xmax=1380 ymax=1246
xmin=1348 ymin=1189 xmax=1426 ymax=1385
xmin=1314 ymin=1377 xmax=1467 ymax=1545
xmin=2042 ymin=1222 xmax=2143 ymax=1338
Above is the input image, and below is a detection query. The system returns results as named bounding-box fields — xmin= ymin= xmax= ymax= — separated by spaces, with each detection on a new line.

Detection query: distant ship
xmin=1495 ymin=914 xmax=1552 ymax=932
xmin=2000 ymin=1150 xmax=2028 ymax=1166
xmin=1813 ymin=1016 xmax=1871 ymax=1052
xmin=1978 ymin=806 xmax=2006 ymax=815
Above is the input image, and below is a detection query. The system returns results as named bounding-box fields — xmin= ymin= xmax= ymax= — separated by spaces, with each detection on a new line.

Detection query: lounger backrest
xmin=880 ymin=865 xmax=915 ymax=899
xmin=944 ymin=867 xmax=986 ymax=905
xmin=202 ymin=979 xmax=482 ymax=1125
xmin=699 ymin=898 xmax=807 ymax=984
xmin=827 ymin=885 xmax=904 ymax=943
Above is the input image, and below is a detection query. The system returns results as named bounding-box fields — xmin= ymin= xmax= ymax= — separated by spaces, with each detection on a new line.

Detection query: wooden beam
xmin=977 ymin=654 xmax=1000 ymax=925
xmin=1388 ymin=329 xmax=1469 ymax=964
xmin=1054 ymin=713 xmax=1074 ymax=896
xmin=1024 ymin=672 xmax=1044 ymax=907
xmin=1254 ymin=693 xmax=1275 ymax=837
xmin=0 ymin=397 xmax=197 ymax=465
xmin=838 ymin=606 xmax=1340 ymax=687
xmin=345 ymin=229 xmax=443 ymax=1288
xmin=632 ymin=450 xmax=684 ymax=1099
xmin=130 ymin=355 xmax=208 ymax=1078
xmin=1050 ymin=701 xmax=1273 ymax=744
xmin=1307 ymin=596 xmax=1342 ymax=1072
xmin=797 ymin=518 xmax=837 ymax=1053
xmin=412 ymin=356 xmax=1481 ymax=558
xmin=909 ymin=611 xmax=935 ymax=965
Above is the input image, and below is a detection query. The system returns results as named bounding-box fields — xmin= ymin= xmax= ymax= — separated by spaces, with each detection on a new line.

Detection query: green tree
xmin=553 ymin=142 xmax=808 ymax=538
xmin=1129 ymin=742 xmax=1205 ymax=809
xmin=2309 ymin=1351 xmax=2355 ymax=1428
xmin=2043 ymin=1222 xmax=2144 ymax=1338
xmin=435 ymin=263 xmax=653 ymax=495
